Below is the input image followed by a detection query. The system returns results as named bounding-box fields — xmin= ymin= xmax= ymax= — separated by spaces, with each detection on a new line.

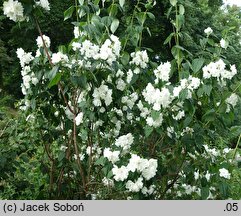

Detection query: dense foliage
xmin=0 ymin=0 xmax=241 ymax=200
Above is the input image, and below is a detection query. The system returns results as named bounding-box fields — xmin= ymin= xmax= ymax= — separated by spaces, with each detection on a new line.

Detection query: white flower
xmin=74 ymin=26 xmax=81 ymax=38
xmin=75 ymin=112 xmax=83 ymax=126
xmin=35 ymin=0 xmax=50 ymax=11
xmin=116 ymin=78 xmax=126 ymax=91
xmin=110 ymin=34 xmax=121 ymax=56
xmin=202 ymin=59 xmax=236 ymax=81
xmin=52 ymin=52 xmax=69 ymax=64
xmin=142 ymin=83 xmax=173 ymax=111
xmin=36 ymin=35 xmax=51 ymax=48
xmin=102 ymin=177 xmax=114 ymax=187
xmin=16 ymin=48 xmax=34 ymax=68
xmin=142 ymin=185 xmax=156 ymax=196
xmin=223 ymin=148 xmax=231 ymax=154
xmin=141 ymin=159 xmax=158 ymax=180
xmin=127 ymin=154 xmax=142 ymax=172
xmin=115 ymin=133 xmax=134 ymax=151
xmin=204 ymin=27 xmax=213 ymax=36
xmin=154 ymin=61 xmax=171 ymax=82
xmin=194 ymin=170 xmax=199 ymax=180
xmin=103 ymin=148 xmax=120 ymax=164
xmin=31 ymin=77 xmax=39 ymax=85
xmin=146 ymin=114 xmax=163 ymax=128
xmin=220 ymin=38 xmax=228 ymax=49
xmin=3 ymin=0 xmax=25 ymax=22
xmin=60 ymin=145 xmax=68 ymax=151
xmin=219 ymin=168 xmax=231 ymax=179
xmin=93 ymin=84 xmax=113 ymax=107
xmin=226 ymin=93 xmax=239 ymax=112
xmin=205 ymin=171 xmax=211 ymax=181
xmin=130 ymin=50 xmax=149 ymax=68
xmin=112 ymin=165 xmax=129 ymax=181
xmin=126 ymin=177 xmax=143 ymax=192
xmin=22 ymin=75 xmax=31 ymax=89
xmin=126 ymin=69 xmax=133 ymax=83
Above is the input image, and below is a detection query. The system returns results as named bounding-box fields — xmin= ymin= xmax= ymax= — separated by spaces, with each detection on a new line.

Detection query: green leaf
xmin=107 ymin=170 xmax=113 ymax=178
xmin=164 ymin=33 xmax=174 ymax=45
xmin=109 ymin=4 xmax=118 ymax=17
xmin=95 ymin=156 xmax=106 ymax=166
xmin=202 ymin=109 xmax=216 ymax=122
xmin=119 ymin=0 xmax=125 ymax=8
xmin=147 ymin=12 xmax=155 ymax=20
xmin=179 ymin=89 xmax=188 ymax=100
xmin=58 ymin=151 xmax=65 ymax=162
xmin=120 ymin=52 xmax=130 ymax=65
xmin=144 ymin=126 xmax=153 ymax=138
xmin=230 ymin=126 xmax=241 ymax=138
xmin=48 ymin=66 xmax=59 ymax=80
xmin=110 ymin=18 xmax=119 ymax=33
xmin=48 ymin=73 xmax=62 ymax=88
xmin=219 ymin=182 xmax=229 ymax=198
xmin=203 ymin=85 xmax=212 ymax=96
xmin=179 ymin=5 xmax=185 ymax=15
xmin=192 ymin=58 xmax=204 ymax=73
xmin=151 ymin=110 xmax=160 ymax=121
xmin=183 ymin=116 xmax=192 ymax=127
xmin=201 ymin=187 xmax=209 ymax=200
xmin=70 ymin=75 xmax=87 ymax=88
xmin=64 ymin=6 xmax=75 ymax=21
xmin=136 ymin=12 xmax=146 ymax=25
xmin=170 ymin=0 xmax=177 ymax=6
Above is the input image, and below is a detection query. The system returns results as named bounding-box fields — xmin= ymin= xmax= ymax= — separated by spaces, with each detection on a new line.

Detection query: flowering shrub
xmin=2 ymin=0 xmax=241 ymax=199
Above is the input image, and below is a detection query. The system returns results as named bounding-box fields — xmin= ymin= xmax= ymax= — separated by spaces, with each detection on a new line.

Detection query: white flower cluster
xmin=226 ymin=93 xmax=239 ymax=112
xmin=141 ymin=185 xmax=156 ymax=196
xmin=16 ymin=48 xmax=34 ymax=68
xmin=16 ymin=48 xmax=39 ymax=95
xmin=102 ymin=177 xmax=114 ymax=187
xmin=137 ymin=100 xmax=150 ymax=119
xmin=36 ymin=35 xmax=51 ymax=48
xmin=220 ymin=38 xmax=228 ymax=49
xmin=219 ymin=168 xmax=231 ymax=179
xmin=202 ymin=59 xmax=237 ymax=80
xmin=3 ymin=0 xmax=25 ymax=22
xmin=204 ymin=27 xmax=213 ymax=36
xmin=173 ymin=75 xmax=201 ymax=99
xmin=3 ymin=0 xmax=50 ymax=23
xmin=111 ymin=153 xmax=158 ymax=191
xmin=112 ymin=165 xmax=129 ymax=181
xmin=116 ymin=78 xmax=126 ymax=91
xmin=203 ymin=144 xmax=220 ymax=158
xmin=103 ymin=148 xmax=120 ymax=163
xmin=146 ymin=114 xmax=163 ymax=128
xmin=127 ymin=154 xmax=158 ymax=180
xmin=171 ymin=102 xmax=185 ymax=121
xmin=72 ymin=34 xmax=121 ymax=66
xmin=75 ymin=112 xmax=84 ymax=126
xmin=193 ymin=170 xmax=211 ymax=181
xmin=142 ymin=83 xmax=173 ymax=111
xmin=35 ymin=35 xmax=51 ymax=57
xmin=121 ymin=93 xmax=138 ymax=110
xmin=114 ymin=133 xmax=134 ymax=151
xmin=52 ymin=52 xmax=69 ymax=64
xmin=126 ymin=177 xmax=143 ymax=192
xmin=154 ymin=61 xmax=171 ymax=83
xmin=93 ymin=84 xmax=113 ymax=107
xmin=35 ymin=0 xmax=50 ymax=11
xmin=130 ymin=50 xmax=149 ymax=69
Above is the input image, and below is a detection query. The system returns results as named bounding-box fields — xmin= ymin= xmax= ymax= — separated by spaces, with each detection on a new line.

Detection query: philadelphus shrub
xmin=3 ymin=0 xmax=50 ymax=22
xmin=3 ymin=0 xmax=241 ymax=199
